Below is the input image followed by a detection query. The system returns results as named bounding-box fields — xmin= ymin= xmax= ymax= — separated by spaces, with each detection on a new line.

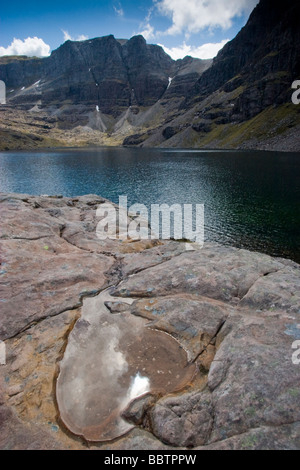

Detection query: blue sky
xmin=0 ymin=0 xmax=259 ymax=60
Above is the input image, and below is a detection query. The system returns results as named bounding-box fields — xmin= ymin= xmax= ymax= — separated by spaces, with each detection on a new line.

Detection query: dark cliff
xmin=186 ymin=0 xmax=300 ymax=120
xmin=139 ymin=0 xmax=300 ymax=150
xmin=0 ymin=35 xmax=209 ymax=115
xmin=0 ymin=0 xmax=299 ymax=151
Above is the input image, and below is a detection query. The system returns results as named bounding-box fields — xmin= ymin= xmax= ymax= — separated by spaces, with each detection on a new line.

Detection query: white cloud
xmin=62 ymin=29 xmax=72 ymax=42
xmin=62 ymin=30 xmax=88 ymax=42
xmin=0 ymin=37 xmax=50 ymax=57
xmin=113 ymin=3 xmax=124 ymax=17
xmin=160 ymin=39 xmax=229 ymax=60
xmin=76 ymin=34 xmax=89 ymax=41
xmin=155 ymin=0 xmax=259 ymax=35
xmin=137 ymin=5 xmax=156 ymax=41
xmin=138 ymin=23 xmax=155 ymax=41
xmin=62 ymin=30 xmax=72 ymax=42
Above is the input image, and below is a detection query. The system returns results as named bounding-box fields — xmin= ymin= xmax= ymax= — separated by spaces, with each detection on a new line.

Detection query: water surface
xmin=0 ymin=147 xmax=299 ymax=262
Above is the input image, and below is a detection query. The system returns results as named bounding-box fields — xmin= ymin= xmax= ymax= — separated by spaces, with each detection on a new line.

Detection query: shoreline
xmin=1 ymin=141 xmax=300 ymax=154
xmin=1 ymin=144 xmax=300 ymax=154
xmin=1 ymin=190 xmax=299 ymax=265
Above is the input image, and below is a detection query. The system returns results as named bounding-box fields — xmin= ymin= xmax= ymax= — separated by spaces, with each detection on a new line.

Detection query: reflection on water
xmin=0 ymin=147 xmax=299 ymax=262
xmin=56 ymin=289 xmax=195 ymax=442
xmin=127 ymin=373 xmax=150 ymax=402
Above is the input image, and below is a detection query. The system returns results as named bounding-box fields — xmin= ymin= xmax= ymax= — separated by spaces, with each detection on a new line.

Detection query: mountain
xmin=141 ymin=0 xmax=300 ymax=150
xmin=0 ymin=0 xmax=299 ymax=151
xmin=0 ymin=34 xmax=211 ymax=114
xmin=0 ymin=35 xmax=173 ymax=112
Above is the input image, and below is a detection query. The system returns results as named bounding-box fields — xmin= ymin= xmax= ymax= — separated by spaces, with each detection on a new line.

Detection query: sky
xmin=0 ymin=0 xmax=259 ymax=60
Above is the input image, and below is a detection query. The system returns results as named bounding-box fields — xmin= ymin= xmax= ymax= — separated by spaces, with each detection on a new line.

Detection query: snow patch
xmin=167 ymin=77 xmax=173 ymax=89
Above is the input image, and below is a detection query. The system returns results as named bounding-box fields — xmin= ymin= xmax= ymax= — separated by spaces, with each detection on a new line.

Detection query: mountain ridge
xmin=0 ymin=0 xmax=299 ymax=151
xmin=0 ymin=34 xmax=211 ymax=113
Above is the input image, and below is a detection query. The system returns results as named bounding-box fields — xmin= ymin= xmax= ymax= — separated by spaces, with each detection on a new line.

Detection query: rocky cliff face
xmin=186 ymin=0 xmax=300 ymax=120
xmin=0 ymin=35 xmax=208 ymax=115
xmin=0 ymin=0 xmax=299 ymax=151
xmin=140 ymin=0 xmax=300 ymax=150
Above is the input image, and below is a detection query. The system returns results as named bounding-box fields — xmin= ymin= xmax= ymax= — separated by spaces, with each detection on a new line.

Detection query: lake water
xmin=0 ymin=147 xmax=299 ymax=263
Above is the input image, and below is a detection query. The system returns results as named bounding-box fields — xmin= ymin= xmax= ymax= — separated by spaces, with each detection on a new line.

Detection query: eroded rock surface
xmin=0 ymin=193 xmax=300 ymax=450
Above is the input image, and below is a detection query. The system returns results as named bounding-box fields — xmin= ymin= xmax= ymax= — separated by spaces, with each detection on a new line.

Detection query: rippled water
xmin=0 ymin=147 xmax=299 ymax=262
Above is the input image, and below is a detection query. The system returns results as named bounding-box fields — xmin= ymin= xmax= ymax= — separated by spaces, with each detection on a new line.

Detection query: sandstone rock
xmin=115 ymin=243 xmax=284 ymax=302
xmin=122 ymin=393 xmax=158 ymax=426
xmin=131 ymin=295 xmax=232 ymax=361
xmin=149 ymin=293 xmax=300 ymax=447
xmin=97 ymin=428 xmax=172 ymax=451
xmin=196 ymin=422 xmax=300 ymax=450
xmin=240 ymin=268 xmax=300 ymax=313
xmin=1 ymin=308 xmax=85 ymax=450
xmin=1 ymin=193 xmax=300 ymax=450
xmin=0 ymin=194 xmax=128 ymax=339
xmin=150 ymin=391 xmax=213 ymax=447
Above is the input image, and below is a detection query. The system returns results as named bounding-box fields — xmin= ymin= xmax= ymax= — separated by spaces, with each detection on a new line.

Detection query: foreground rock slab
xmin=0 ymin=193 xmax=300 ymax=450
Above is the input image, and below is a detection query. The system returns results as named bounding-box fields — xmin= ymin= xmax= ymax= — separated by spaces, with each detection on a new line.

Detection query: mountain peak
xmin=0 ymin=0 xmax=299 ymax=152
